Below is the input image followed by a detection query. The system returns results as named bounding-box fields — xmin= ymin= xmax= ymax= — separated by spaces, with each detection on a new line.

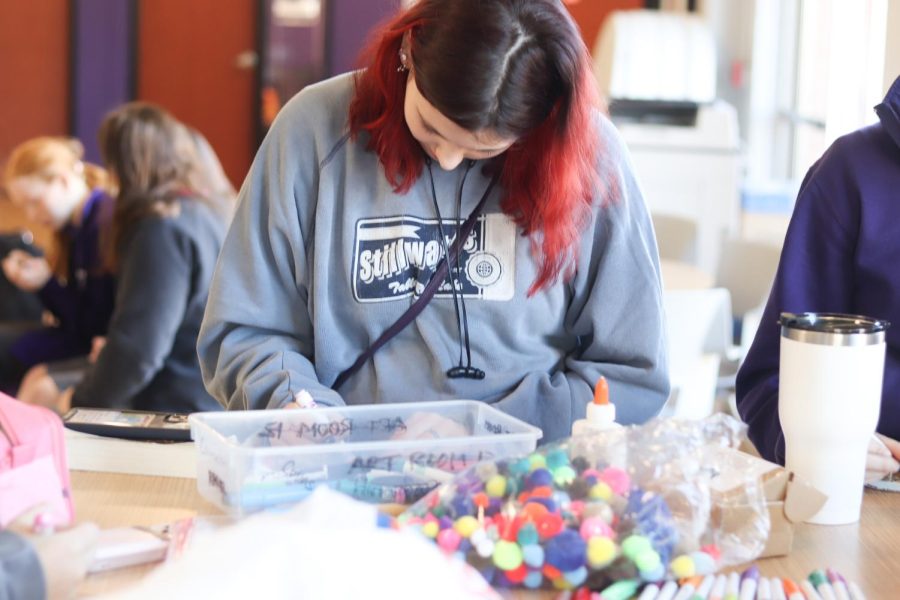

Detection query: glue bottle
xmin=572 ymin=376 xmax=622 ymax=437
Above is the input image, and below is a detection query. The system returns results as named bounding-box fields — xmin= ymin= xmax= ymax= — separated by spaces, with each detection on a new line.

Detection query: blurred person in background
xmin=1 ymin=138 xmax=115 ymax=396
xmin=18 ymin=103 xmax=229 ymax=415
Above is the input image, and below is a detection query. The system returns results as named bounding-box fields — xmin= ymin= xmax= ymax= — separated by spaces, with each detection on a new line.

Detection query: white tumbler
xmin=779 ymin=312 xmax=889 ymax=525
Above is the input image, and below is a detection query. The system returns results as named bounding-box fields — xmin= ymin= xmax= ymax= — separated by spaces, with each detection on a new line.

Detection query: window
xmin=748 ymin=0 xmax=887 ymax=182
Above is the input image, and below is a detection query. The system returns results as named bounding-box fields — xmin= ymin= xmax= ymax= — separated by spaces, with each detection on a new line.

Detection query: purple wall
xmin=71 ymin=0 xmax=134 ymax=163
xmin=327 ymin=0 xmax=400 ymax=76
xmin=263 ymin=2 xmax=327 ymax=103
xmin=69 ymin=0 xmax=397 ymax=162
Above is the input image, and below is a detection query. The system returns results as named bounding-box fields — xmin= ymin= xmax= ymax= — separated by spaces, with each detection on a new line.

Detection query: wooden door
xmin=0 ymin=0 xmax=70 ymax=162
xmin=137 ymin=0 xmax=258 ymax=189
xmin=0 ymin=0 xmax=69 ymax=256
xmin=565 ymin=0 xmax=643 ymax=50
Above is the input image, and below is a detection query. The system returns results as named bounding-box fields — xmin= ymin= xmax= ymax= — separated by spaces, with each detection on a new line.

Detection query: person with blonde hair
xmin=18 ymin=103 xmax=228 ymax=414
xmin=1 ymin=137 xmax=115 ymax=393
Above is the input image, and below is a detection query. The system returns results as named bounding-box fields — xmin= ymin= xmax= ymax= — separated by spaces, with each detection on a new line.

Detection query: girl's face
xmin=404 ymin=75 xmax=516 ymax=171
xmin=7 ymin=174 xmax=81 ymax=230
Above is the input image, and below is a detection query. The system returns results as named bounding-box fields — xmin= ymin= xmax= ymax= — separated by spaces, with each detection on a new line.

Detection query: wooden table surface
xmin=73 ymin=471 xmax=900 ymax=598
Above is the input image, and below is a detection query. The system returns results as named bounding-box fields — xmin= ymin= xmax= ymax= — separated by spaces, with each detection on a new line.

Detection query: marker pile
xmin=566 ymin=566 xmax=866 ymax=600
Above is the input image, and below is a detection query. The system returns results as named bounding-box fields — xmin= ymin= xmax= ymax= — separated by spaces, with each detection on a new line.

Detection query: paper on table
xmin=865 ymin=471 xmax=900 ymax=492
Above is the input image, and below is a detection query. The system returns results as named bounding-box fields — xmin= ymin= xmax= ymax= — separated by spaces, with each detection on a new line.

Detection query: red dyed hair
xmin=348 ymin=0 xmax=602 ymax=295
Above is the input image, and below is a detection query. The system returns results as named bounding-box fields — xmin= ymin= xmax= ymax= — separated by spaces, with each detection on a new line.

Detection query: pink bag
xmin=0 ymin=392 xmax=74 ymax=528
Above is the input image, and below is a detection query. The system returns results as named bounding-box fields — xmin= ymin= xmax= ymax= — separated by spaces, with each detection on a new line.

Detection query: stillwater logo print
xmin=352 ymin=213 xmax=516 ymax=303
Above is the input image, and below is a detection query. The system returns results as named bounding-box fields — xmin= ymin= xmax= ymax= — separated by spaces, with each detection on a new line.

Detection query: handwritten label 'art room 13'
xmin=257 ymin=416 xmax=410 ymax=442
xmin=352 ymin=213 xmax=516 ymax=302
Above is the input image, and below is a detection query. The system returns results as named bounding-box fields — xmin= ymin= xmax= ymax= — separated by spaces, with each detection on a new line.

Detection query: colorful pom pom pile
xmin=399 ymin=446 xmax=720 ymax=590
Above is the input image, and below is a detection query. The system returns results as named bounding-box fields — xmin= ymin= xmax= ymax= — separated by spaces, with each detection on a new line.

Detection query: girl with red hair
xmin=199 ymin=0 xmax=668 ymax=441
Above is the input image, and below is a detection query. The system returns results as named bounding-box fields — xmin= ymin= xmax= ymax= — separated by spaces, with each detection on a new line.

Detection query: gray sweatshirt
xmin=198 ymin=73 xmax=668 ymax=442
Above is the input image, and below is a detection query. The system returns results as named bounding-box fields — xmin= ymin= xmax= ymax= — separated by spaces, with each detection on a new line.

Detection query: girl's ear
xmin=400 ymin=31 xmax=412 ymax=71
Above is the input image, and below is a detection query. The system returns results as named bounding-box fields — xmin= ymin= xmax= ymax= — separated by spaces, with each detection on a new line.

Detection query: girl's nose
xmin=434 ymin=144 xmax=464 ymax=171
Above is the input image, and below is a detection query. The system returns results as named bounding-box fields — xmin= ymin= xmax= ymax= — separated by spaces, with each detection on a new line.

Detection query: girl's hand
xmin=866 ymin=433 xmax=900 ymax=483
xmin=18 ymin=365 xmax=72 ymax=414
xmin=89 ymin=337 xmax=107 ymax=364
xmin=283 ymin=389 xmax=318 ymax=410
xmin=2 ymin=249 xmax=52 ymax=292
xmin=10 ymin=506 xmax=100 ymax=600
xmin=29 ymin=523 xmax=100 ymax=600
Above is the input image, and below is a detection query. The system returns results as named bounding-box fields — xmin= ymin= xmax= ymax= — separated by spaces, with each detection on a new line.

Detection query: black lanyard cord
xmin=426 ymin=159 xmax=468 ymax=370
xmin=425 ymin=159 xmax=486 ymax=380
xmin=455 ymin=164 xmax=476 ymax=375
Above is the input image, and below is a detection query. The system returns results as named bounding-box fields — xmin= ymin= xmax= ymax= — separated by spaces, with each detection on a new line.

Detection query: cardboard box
xmin=710 ymin=447 xmax=827 ymax=558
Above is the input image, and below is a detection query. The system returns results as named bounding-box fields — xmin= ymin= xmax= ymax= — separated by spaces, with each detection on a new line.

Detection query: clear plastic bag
xmin=399 ymin=414 xmax=769 ymax=590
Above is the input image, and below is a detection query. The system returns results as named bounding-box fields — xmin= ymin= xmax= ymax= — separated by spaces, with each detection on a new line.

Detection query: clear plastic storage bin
xmin=189 ymin=400 xmax=542 ymax=515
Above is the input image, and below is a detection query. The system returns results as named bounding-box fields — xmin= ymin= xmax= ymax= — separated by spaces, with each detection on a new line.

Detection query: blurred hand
xmin=88 ymin=336 xmax=107 ymax=364
xmin=18 ymin=365 xmax=71 ymax=414
xmin=283 ymin=389 xmax=317 ymax=410
xmin=10 ymin=507 xmax=100 ymax=600
xmin=866 ymin=433 xmax=900 ymax=483
xmin=30 ymin=523 xmax=100 ymax=599
xmin=1 ymin=249 xmax=51 ymax=292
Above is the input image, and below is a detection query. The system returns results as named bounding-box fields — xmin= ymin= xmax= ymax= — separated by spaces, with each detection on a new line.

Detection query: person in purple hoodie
xmin=0 ymin=138 xmax=115 ymax=394
xmin=737 ymin=75 xmax=900 ymax=482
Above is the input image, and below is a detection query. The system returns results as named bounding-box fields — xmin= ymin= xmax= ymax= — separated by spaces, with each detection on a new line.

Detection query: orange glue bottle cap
xmin=586 ymin=376 xmax=616 ymax=425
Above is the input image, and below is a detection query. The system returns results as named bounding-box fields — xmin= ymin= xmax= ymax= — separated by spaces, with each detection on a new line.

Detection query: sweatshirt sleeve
xmin=0 ymin=531 xmax=46 ymax=600
xmin=197 ymin=91 xmax=344 ymax=410
xmin=492 ymin=117 xmax=670 ymax=442
xmin=735 ymin=160 xmax=857 ymax=463
xmin=38 ymin=274 xmax=114 ymax=343
xmin=38 ymin=278 xmax=74 ymax=325
xmin=71 ymin=218 xmax=193 ymax=408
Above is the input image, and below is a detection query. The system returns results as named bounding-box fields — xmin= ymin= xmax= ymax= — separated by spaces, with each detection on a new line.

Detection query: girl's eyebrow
xmin=418 ymin=110 xmax=443 ymax=137
xmin=417 ymin=108 xmax=510 ymax=153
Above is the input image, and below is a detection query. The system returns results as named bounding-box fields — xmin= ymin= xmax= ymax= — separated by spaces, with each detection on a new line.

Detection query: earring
xmin=398 ymin=50 xmax=409 ymax=72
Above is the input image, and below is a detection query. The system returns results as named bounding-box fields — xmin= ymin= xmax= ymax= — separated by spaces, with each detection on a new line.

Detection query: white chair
xmin=714 ymin=237 xmax=782 ymax=344
xmin=652 ymin=213 xmax=699 ymax=264
xmin=710 ymin=238 xmax=782 ymax=418
xmin=662 ymin=288 xmax=733 ymax=419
